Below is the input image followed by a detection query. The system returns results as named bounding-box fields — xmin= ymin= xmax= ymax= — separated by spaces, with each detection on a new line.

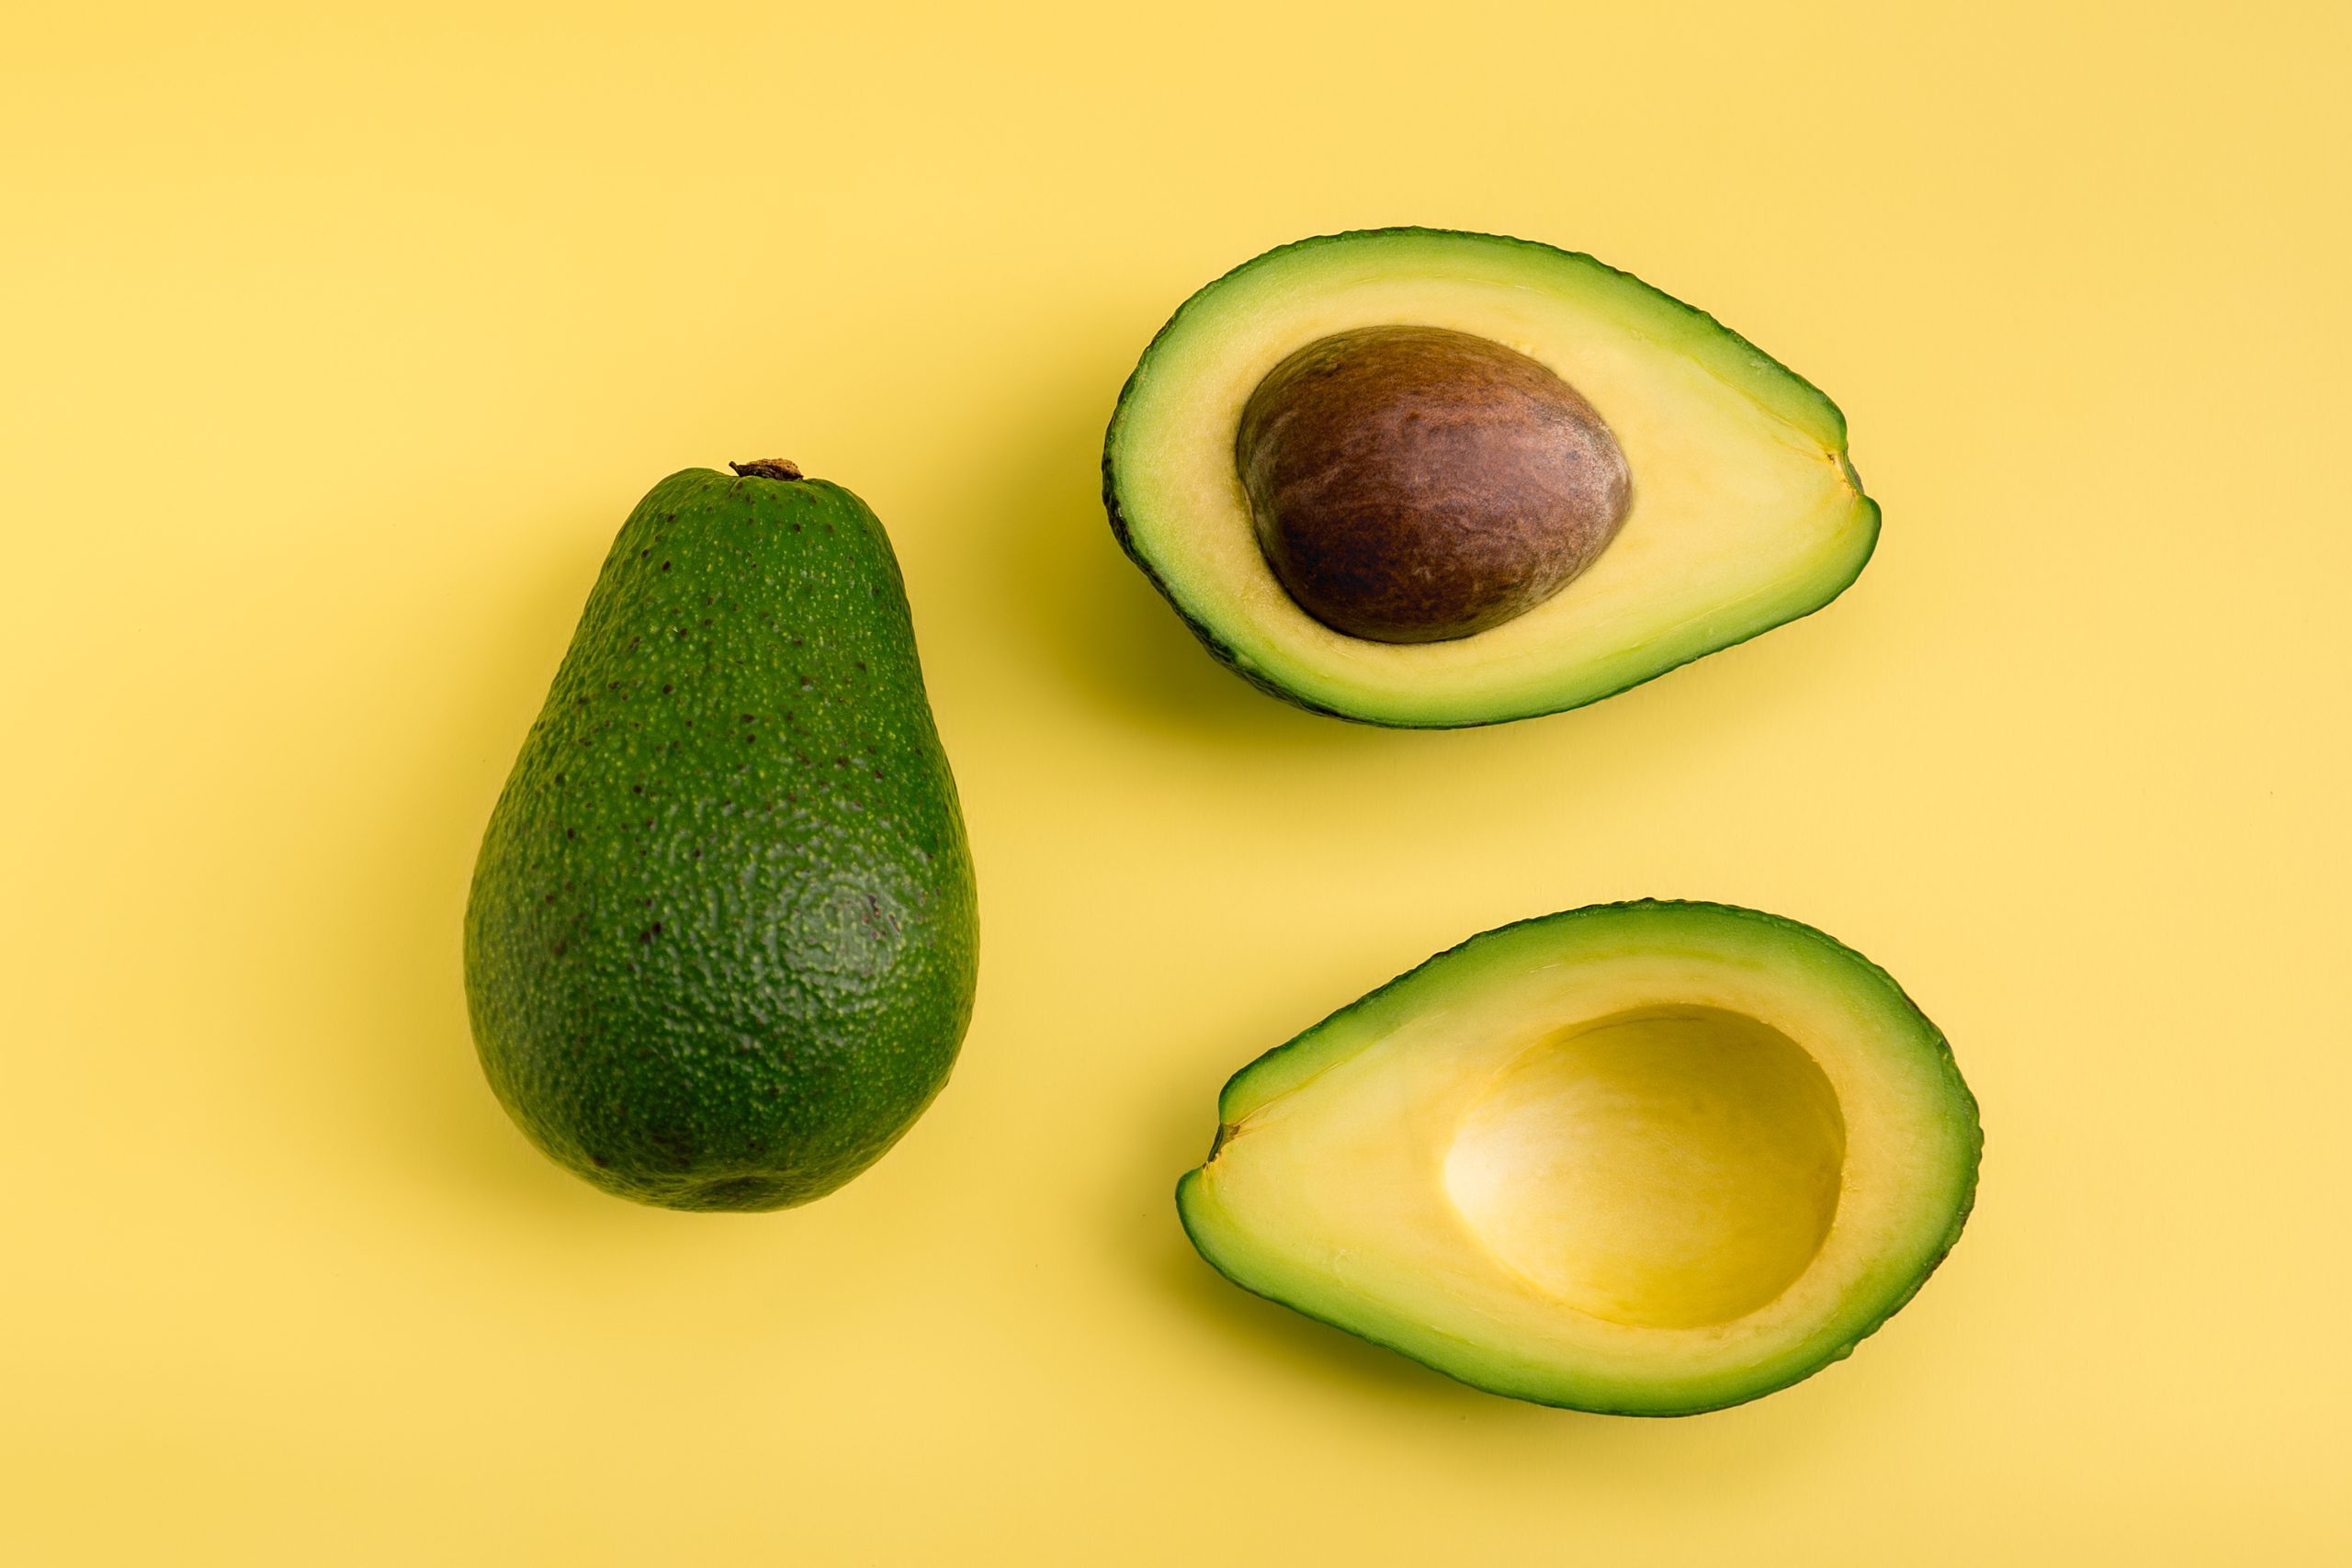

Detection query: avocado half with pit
xmin=1177 ymin=902 xmax=1980 ymax=1415
xmin=1103 ymin=229 xmax=1879 ymax=727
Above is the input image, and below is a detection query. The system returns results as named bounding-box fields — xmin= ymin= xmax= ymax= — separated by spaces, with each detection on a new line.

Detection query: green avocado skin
xmin=464 ymin=468 xmax=978 ymax=1211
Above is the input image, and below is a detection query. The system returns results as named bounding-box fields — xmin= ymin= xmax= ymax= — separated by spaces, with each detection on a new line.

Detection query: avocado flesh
xmin=1177 ymin=902 xmax=1979 ymax=1414
xmin=465 ymin=468 xmax=978 ymax=1211
xmin=1104 ymin=229 xmax=1879 ymax=727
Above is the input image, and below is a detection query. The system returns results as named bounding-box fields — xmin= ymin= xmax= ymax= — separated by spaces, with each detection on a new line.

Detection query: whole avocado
xmin=465 ymin=462 xmax=978 ymax=1211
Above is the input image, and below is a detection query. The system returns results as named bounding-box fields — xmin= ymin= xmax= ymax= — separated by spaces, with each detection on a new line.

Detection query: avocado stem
xmin=730 ymin=459 xmax=804 ymax=481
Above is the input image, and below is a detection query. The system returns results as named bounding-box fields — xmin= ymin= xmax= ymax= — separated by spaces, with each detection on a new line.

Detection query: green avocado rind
xmin=1175 ymin=900 xmax=1981 ymax=1416
xmin=465 ymin=468 xmax=978 ymax=1211
xmin=1102 ymin=228 xmax=1882 ymax=728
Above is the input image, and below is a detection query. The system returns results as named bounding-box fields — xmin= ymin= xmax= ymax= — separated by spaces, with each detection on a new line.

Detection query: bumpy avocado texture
xmin=465 ymin=465 xmax=978 ymax=1212
xmin=1178 ymin=901 xmax=1979 ymax=1415
xmin=1104 ymin=229 xmax=1881 ymax=728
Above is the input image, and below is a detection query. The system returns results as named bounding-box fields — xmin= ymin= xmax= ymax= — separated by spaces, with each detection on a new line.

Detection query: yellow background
xmin=5 ymin=2 xmax=2346 ymax=1560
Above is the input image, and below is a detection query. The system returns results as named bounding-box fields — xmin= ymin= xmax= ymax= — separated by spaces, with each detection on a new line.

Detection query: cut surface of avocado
xmin=1176 ymin=902 xmax=1979 ymax=1415
xmin=1104 ymin=229 xmax=1879 ymax=727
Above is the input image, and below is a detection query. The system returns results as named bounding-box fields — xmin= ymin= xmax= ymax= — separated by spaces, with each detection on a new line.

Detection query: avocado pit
xmin=1236 ymin=325 xmax=1632 ymax=643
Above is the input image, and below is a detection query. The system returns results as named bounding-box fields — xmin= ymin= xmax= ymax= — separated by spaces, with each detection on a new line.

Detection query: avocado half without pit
xmin=1103 ymin=229 xmax=1880 ymax=727
xmin=1177 ymin=902 xmax=1980 ymax=1415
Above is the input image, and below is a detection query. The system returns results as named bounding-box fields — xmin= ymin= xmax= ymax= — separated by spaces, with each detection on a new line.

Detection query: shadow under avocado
xmin=341 ymin=509 xmax=627 ymax=1226
xmin=968 ymin=333 xmax=1399 ymax=753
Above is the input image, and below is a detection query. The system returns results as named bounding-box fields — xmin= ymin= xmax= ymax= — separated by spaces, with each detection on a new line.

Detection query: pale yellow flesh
xmin=1115 ymin=234 xmax=1873 ymax=724
xmin=1442 ymin=1008 xmax=1847 ymax=1330
xmin=1187 ymin=936 xmax=1973 ymax=1400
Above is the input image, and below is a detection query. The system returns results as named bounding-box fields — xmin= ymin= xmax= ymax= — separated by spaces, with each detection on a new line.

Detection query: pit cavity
xmin=1441 ymin=1006 xmax=1845 ymax=1329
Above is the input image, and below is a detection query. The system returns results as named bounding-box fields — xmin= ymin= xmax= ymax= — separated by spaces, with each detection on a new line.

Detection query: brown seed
xmin=1236 ymin=325 xmax=1632 ymax=643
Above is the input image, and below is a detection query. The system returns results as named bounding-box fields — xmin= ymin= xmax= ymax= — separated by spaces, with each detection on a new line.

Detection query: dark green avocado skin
xmin=464 ymin=468 xmax=978 ymax=1211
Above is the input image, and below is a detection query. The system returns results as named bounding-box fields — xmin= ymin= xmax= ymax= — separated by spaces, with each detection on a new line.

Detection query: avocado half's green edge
xmin=1102 ymin=228 xmax=1882 ymax=729
xmin=1174 ymin=900 xmax=1982 ymax=1416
